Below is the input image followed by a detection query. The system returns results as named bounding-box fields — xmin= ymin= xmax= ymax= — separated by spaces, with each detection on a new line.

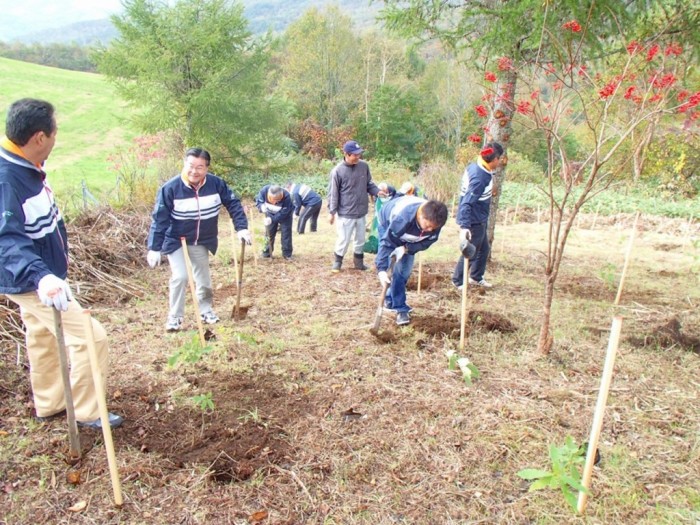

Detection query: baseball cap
xmin=342 ymin=140 xmax=364 ymax=155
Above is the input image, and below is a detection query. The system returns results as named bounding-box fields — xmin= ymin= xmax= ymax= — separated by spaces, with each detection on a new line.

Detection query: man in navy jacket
xmin=376 ymin=196 xmax=448 ymax=325
xmin=255 ymin=184 xmax=294 ymax=259
xmin=286 ymin=182 xmax=322 ymax=234
xmin=147 ymin=148 xmax=251 ymax=331
xmin=0 ymin=98 xmax=122 ymax=428
xmin=452 ymin=142 xmax=504 ymax=289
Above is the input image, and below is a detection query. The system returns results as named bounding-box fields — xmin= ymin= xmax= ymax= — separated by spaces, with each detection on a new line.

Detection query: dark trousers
xmin=297 ymin=202 xmax=321 ymax=234
xmin=452 ymin=222 xmax=489 ymax=285
xmin=263 ymin=215 xmax=294 ymax=258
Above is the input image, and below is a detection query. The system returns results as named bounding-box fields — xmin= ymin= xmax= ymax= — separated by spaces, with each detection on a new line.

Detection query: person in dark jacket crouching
xmin=376 ymin=196 xmax=448 ymax=326
xmin=286 ymin=182 xmax=322 ymax=234
xmin=0 ymin=98 xmax=123 ymax=429
xmin=147 ymin=148 xmax=251 ymax=332
xmin=255 ymin=184 xmax=294 ymax=260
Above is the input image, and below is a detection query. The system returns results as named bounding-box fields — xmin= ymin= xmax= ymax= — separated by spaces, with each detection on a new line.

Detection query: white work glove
xmin=37 ymin=274 xmax=73 ymax=312
xmin=378 ymin=271 xmax=391 ymax=286
xmin=459 ymin=228 xmax=472 ymax=242
xmin=237 ymin=229 xmax=252 ymax=245
xmin=263 ymin=217 xmax=272 ymax=227
xmin=259 ymin=203 xmax=269 ymax=213
xmin=391 ymin=246 xmax=406 ymax=262
xmin=147 ymin=250 xmax=162 ymax=268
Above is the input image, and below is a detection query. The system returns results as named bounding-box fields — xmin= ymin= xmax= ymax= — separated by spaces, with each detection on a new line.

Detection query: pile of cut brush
xmin=1 ymin=206 xmax=149 ymax=345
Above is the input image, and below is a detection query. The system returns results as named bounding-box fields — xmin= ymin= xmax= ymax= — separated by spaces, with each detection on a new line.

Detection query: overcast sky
xmin=0 ymin=0 xmax=124 ymax=39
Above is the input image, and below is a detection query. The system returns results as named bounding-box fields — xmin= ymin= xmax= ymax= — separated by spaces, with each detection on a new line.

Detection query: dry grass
xmin=0 ymin=204 xmax=698 ymax=524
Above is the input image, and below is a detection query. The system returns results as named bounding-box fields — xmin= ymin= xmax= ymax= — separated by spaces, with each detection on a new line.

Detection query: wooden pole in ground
xmin=229 ymin=220 xmax=239 ymax=290
xmin=416 ymin=253 xmax=423 ymax=295
xmin=232 ymin=240 xmax=246 ymax=320
xmin=591 ymin=201 xmax=601 ymax=229
xmin=52 ymin=309 xmax=81 ymax=460
xmin=82 ymin=310 xmax=123 ymax=507
xmin=577 ymin=315 xmax=622 ymax=515
xmin=577 ymin=214 xmax=639 ymax=514
xmin=614 ymin=212 xmax=640 ymax=306
xmin=459 ymin=259 xmax=469 ymax=351
xmin=180 ymin=237 xmax=206 ymax=346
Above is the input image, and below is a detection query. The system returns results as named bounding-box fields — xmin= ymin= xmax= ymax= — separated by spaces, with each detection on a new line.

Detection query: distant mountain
xmin=3 ymin=0 xmax=381 ymax=46
xmin=12 ymin=19 xmax=119 ymax=46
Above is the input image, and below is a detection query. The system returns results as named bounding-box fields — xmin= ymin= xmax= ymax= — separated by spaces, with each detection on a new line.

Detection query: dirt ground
xmin=0 ymin=206 xmax=698 ymax=524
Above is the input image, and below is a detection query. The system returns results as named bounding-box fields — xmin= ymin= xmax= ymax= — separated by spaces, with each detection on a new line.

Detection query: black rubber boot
xmin=331 ymin=253 xmax=343 ymax=273
xmin=353 ymin=253 xmax=368 ymax=271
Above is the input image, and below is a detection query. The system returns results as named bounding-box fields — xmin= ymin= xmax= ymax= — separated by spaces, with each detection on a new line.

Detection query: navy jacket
xmin=456 ymin=159 xmax=493 ymax=229
xmin=0 ymin=142 xmax=69 ymax=294
xmin=255 ymin=185 xmax=293 ymax=223
xmin=147 ymin=173 xmax=248 ymax=255
xmin=288 ymin=183 xmax=322 ymax=215
xmin=375 ymin=195 xmax=442 ymax=272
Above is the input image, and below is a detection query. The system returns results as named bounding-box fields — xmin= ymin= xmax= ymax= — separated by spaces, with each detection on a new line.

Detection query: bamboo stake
xmin=82 ymin=310 xmax=123 ymax=507
xmin=416 ymin=253 xmax=423 ymax=295
xmin=229 ymin=220 xmax=239 ymax=290
xmin=248 ymin=206 xmax=258 ymax=267
xmin=52 ymin=309 xmax=81 ymax=460
xmin=577 ymin=315 xmax=623 ymax=514
xmin=536 ymin=205 xmax=541 ymax=224
xmin=459 ymin=259 xmax=469 ymax=351
xmin=614 ymin=212 xmax=640 ymax=306
xmin=180 ymin=237 xmax=206 ymax=346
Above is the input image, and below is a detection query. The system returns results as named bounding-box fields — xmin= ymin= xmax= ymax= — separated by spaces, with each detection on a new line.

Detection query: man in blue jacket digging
xmin=376 ymin=195 xmax=448 ymax=326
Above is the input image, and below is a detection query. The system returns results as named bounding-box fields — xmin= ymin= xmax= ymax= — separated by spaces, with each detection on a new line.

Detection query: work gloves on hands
xmin=391 ymin=246 xmax=406 ymax=262
xmin=237 ymin=229 xmax=252 ymax=245
xmin=147 ymin=250 xmax=162 ymax=268
xmin=378 ymin=271 xmax=391 ymax=286
xmin=459 ymin=228 xmax=472 ymax=242
xmin=37 ymin=274 xmax=73 ymax=311
xmin=263 ymin=217 xmax=272 ymax=227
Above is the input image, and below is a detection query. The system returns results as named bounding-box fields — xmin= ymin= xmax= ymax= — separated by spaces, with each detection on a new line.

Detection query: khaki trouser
xmin=5 ymin=292 xmax=108 ymax=421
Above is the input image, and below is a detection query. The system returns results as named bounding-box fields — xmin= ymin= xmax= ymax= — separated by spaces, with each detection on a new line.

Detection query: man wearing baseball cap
xmin=327 ymin=140 xmax=384 ymax=272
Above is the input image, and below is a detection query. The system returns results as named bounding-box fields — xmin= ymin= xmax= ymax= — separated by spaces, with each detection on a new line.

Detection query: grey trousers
xmin=334 ymin=216 xmax=366 ymax=256
xmin=167 ymin=244 xmax=214 ymax=318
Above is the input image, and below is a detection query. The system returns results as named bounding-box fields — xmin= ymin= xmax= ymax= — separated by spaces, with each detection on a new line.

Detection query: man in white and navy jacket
xmin=286 ymin=182 xmax=322 ymax=234
xmin=452 ymin=142 xmax=503 ymax=290
xmin=0 ymin=98 xmax=123 ymax=429
xmin=255 ymin=184 xmax=294 ymax=259
xmin=147 ymin=148 xmax=251 ymax=332
xmin=376 ymin=195 xmax=448 ymax=326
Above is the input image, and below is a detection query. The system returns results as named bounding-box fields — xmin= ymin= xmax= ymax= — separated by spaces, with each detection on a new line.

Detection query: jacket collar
xmin=0 ymin=137 xmax=45 ymax=172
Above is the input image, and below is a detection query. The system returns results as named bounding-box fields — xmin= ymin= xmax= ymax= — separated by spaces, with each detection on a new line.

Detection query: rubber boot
xmin=353 ymin=253 xmax=368 ymax=271
xmin=331 ymin=253 xmax=343 ymax=273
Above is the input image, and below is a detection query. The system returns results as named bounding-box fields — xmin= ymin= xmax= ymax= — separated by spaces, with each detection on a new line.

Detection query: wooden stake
xmin=577 ymin=315 xmax=623 ymax=515
xmin=180 ymin=237 xmax=206 ymax=346
xmin=52 ymin=309 xmax=81 ymax=459
xmin=459 ymin=259 xmax=469 ymax=352
xmin=229 ymin=220 xmax=239 ymax=289
xmin=416 ymin=253 xmax=423 ymax=295
xmin=232 ymin=240 xmax=246 ymax=320
xmin=82 ymin=310 xmax=123 ymax=507
xmin=614 ymin=212 xmax=640 ymax=306
xmin=536 ymin=205 xmax=541 ymax=224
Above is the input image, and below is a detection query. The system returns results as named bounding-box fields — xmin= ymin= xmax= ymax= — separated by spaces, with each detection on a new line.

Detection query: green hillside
xmin=0 ymin=57 xmax=134 ymax=202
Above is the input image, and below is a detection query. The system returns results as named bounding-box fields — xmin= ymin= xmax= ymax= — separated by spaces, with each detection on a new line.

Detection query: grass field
xmin=0 ymin=57 xmax=135 ymax=201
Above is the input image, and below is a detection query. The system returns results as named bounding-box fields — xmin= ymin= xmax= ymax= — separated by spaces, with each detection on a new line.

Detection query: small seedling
xmin=191 ymin=392 xmax=215 ymax=413
xmin=598 ymin=263 xmax=618 ymax=291
xmin=446 ymin=350 xmax=480 ymax=385
xmin=168 ymin=333 xmax=213 ymax=367
xmin=238 ymin=407 xmax=266 ymax=427
xmin=517 ymin=435 xmax=589 ymax=512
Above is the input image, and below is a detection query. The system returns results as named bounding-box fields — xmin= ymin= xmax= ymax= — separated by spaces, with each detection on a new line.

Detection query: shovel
xmin=231 ymin=239 xmax=246 ymax=320
xmin=52 ymin=308 xmax=81 ymax=460
xmin=370 ymin=257 xmax=395 ymax=334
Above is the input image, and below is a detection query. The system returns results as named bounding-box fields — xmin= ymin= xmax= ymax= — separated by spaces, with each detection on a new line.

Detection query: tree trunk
xmin=486 ymin=68 xmax=517 ymax=246
xmin=537 ymin=275 xmax=556 ymax=355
